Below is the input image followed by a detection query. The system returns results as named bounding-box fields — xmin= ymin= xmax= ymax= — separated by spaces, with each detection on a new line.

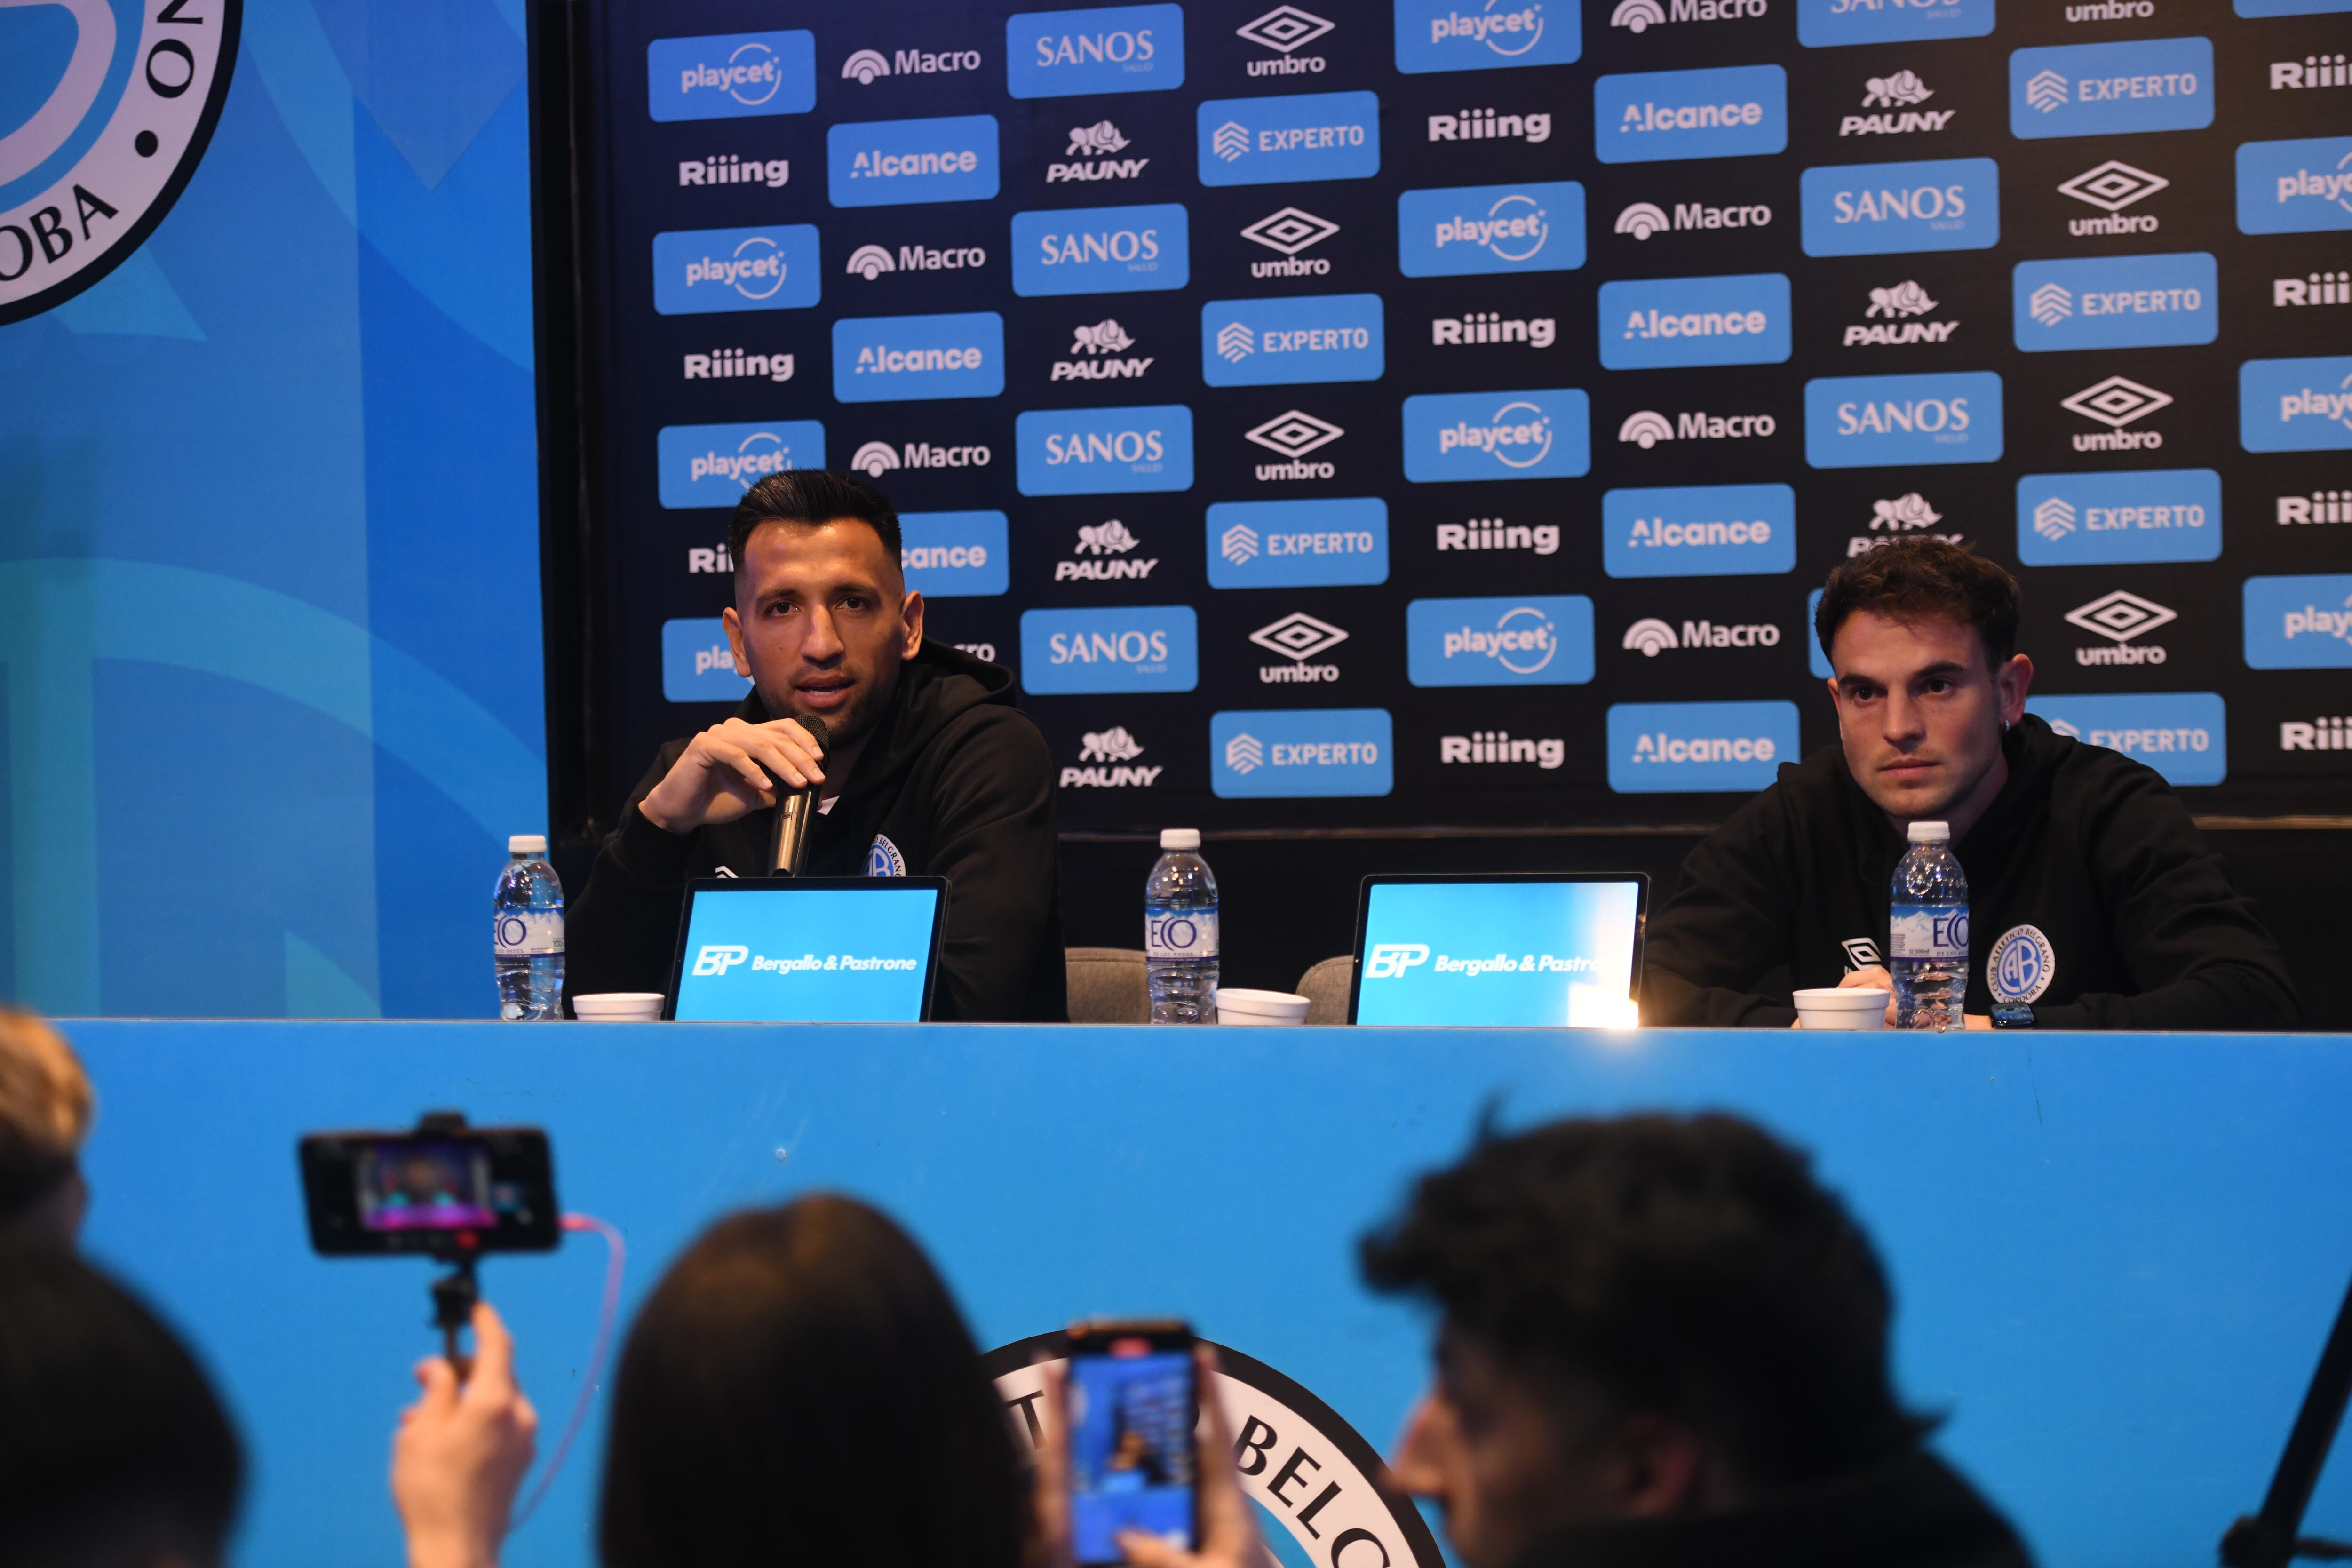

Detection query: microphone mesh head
xmin=795 ymin=716 xmax=829 ymax=755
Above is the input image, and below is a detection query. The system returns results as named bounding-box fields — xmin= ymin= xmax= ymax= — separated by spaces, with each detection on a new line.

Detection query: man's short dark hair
xmin=1814 ymin=539 xmax=2020 ymax=671
xmin=730 ymin=470 xmax=902 ymax=574
xmin=1360 ymin=1114 xmax=1926 ymax=1488
xmin=0 ymin=1242 xmax=244 ymax=1567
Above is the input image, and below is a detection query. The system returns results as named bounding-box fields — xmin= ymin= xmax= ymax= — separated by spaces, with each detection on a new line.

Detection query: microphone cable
xmin=507 ymin=1212 xmax=627 ymax=1533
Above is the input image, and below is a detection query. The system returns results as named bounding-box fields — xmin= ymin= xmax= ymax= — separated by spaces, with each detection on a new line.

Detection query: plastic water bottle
xmin=493 ymin=834 xmax=565 ymax=1020
xmin=1145 ymin=828 xmax=1219 ymax=1025
xmin=1889 ymin=820 xmax=1969 ymax=1031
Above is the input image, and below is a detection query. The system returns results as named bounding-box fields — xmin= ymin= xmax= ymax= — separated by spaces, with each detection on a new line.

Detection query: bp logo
xmin=1986 ymin=923 xmax=2055 ymax=1003
xmin=0 ymin=0 xmax=240 ymax=325
xmin=987 ymin=1336 xmax=1444 ymax=1568
xmin=865 ymin=833 xmax=907 ymax=877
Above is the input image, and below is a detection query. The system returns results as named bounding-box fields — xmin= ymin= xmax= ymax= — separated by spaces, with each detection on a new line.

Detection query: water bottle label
xmin=494 ymin=911 xmax=565 ymax=955
xmin=1146 ymin=910 xmax=1218 ymax=959
xmin=1888 ymin=903 xmax=1967 ymax=961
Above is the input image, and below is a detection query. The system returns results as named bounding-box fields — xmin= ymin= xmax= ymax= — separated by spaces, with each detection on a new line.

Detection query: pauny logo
xmin=1062 ymin=726 xmax=1161 ymax=787
xmin=2059 ymin=159 xmax=2166 ymax=235
xmin=1247 ymin=409 xmax=1345 ymax=480
xmin=1442 ymin=731 xmax=1565 ymax=769
xmin=1050 ymin=120 xmax=1149 ymax=182
xmin=1238 ymin=6 xmax=1335 ymax=75
xmin=2062 ymin=374 xmax=2171 ymax=450
xmin=1613 ymin=199 xmax=1771 ymax=240
xmin=2065 ymin=588 xmax=2176 ymax=665
xmin=1053 ymin=318 xmax=1152 ymax=382
xmin=1845 ymin=279 xmax=1955 ymax=347
xmin=1850 ymin=491 xmax=1960 ymax=558
xmin=1057 ymin=519 xmax=1158 ymax=581
xmin=1251 ymin=611 xmax=1349 ymax=683
xmin=1842 ymin=71 xmax=1953 ymax=135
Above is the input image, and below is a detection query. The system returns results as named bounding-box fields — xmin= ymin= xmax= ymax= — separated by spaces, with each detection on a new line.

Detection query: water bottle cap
xmin=1906 ymin=820 xmax=1950 ymax=843
xmin=1160 ymin=828 xmax=1200 ymax=851
xmin=509 ymin=834 xmax=548 ymax=855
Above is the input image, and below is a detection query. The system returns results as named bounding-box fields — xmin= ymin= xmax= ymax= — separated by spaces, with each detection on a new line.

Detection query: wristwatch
xmin=1990 ymin=1001 xmax=2036 ymax=1030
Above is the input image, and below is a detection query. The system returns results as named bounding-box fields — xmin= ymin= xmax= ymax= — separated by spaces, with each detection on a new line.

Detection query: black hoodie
xmin=1644 ymin=714 xmax=2298 ymax=1030
xmin=565 ymin=642 xmax=1066 ymax=1021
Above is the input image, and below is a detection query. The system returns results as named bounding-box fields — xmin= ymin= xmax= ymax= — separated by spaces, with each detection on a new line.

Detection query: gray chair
xmin=1296 ymin=956 xmax=1353 ymax=1025
xmin=1065 ymin=947 xmax=1150 ymax=1024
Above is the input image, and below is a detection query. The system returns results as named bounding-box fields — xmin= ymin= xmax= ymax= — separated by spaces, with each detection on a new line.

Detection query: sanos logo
xmin=1210 ymin=709 xmax=1393 ymax=798
xmin=2241 ymin=358 xmax=2352 ymax=453
xmin=2244 ymin=574 xmax=2352 ymax=669
xmin=826 ymin=114 xmax=1000 ymax=207
xmin=1010 ymin=203 xmax=1189 ymax=296
xmin=1599 ymin=273 xmax=1791 ymax=370
xmin=2026 ymin=693 xmax=2227 ymax=786
xmin=1594 ymin=65 xmax=1787 ymax=164
xmin=1805 ymin=371 xmax=2002 ymax=468
xmin=1799 ymin=158 xmax=1999 ymax=256
xmin=1397 ymin=182 xmax=1588 ymax=277
xmin=652 ymin=226 xmax=821 ymax=315
xmin=1796 ymin=0 xmax=1993 ymax=48
xmin=831 ymin=312 xmax=1003 ymax=402
xmin=2011 ymin=253 xmax=2217 ymax=351
xmin=2017 ymin=469 xmax=2221 ymax=566
xmin=1406 ymin=596 xmax=1597 ymax=686
xmin=899 ymin=511 xmax=1009 ymax=598
xmin=1607 ymin=701 xmax=1801 ymax=793
xmin=659 ymin=421 xmax=826 ymax=509
xmin=2237 ymin=137 xmax=2352 ymax=235
xmin=1603 ymin=483 xmax=1797 ymax=578
xmin=1020 ymin=606 xmax=1198 ymax=693
xmin=1207 ymin=498 xmax=1389 ymax=589
xmin=1196 ymin=91 xmax=1381 ymax=185
xmin=647 ymin=32 xmax=817 ymax=122
xmin=2008 ymin=38 xmax=2213 ymax=140
xmin=1395 ymin=0 xmax=1581 ymax=72
xmin=1404 ymin=389 xmax=1592 ymax=482
xmin=1006 ymin=5 xmax=1184 ymax=98
xmin=1201 ymin=294 xmax=1384 ymax=387
xmin=1016 ymin=405 xmax=1195 ymax=494
xmin=662 ymin=619 xmax=754 ymax=703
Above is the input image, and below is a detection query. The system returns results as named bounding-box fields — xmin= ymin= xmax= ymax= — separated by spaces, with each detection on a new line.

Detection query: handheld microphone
xmin=766 ymin=716 xmax=830 ymax=876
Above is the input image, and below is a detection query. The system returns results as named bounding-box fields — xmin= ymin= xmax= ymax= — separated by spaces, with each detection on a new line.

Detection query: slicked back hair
xmin=1814 ymin=538 xmax=2020 ymax=673
xmin=729 ymin=470 xmax=903 ymax=576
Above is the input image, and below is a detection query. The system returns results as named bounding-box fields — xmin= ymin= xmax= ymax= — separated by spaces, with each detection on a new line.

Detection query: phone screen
xmin=355 ymin=1139 xmax=501 ymax=1232
xmin=1068 ymin=1337 xmax=1197 ymax=1565
xmin=299 ymin=1127 xmax=559 ymax=1255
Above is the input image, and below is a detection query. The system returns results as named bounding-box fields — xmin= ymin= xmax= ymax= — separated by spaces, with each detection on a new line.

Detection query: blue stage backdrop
xmin=571 ymin=0 xmax=2352 ymax=831
xmin=0 ymin=0 xmax=548 ymax=1016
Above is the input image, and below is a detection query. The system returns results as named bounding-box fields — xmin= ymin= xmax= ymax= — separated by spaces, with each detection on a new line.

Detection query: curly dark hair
xmin=1814 ymin=538 xmax=2020 ymax=672
xmin=1360 ymin=1113 xmax=1927 ymax=1488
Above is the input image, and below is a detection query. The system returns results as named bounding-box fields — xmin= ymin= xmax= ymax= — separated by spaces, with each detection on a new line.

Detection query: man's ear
xmin=1997 ymin=652 xmax=2034 ymax=724
xmin=722 ymin=605 xmax=752 ymax=679
xmin=900 ymin=590 xmax=926 ymax=658
xmin=1603 ymin=1412 xmax=1719 ymax=1519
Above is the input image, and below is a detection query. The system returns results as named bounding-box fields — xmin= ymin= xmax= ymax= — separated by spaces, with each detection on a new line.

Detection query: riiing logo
xmin=653 ymin=225 xmax=822 ymax=314
xmin=1428 ymin=108 xmax=1552 ymax=143
xmin=1056 ymin=519 xmax=1159 ymax=581
xmin=1844 ymin=280 xmax=1956 ymax=347
xmin=2273 ymin=54 xmax=2349 ymax=90
xmin=2065 ymin=588 xmax=2176 ymax=665
xmin=679 ymin=154 xmax=789 ymax=189
xmin=1051 ymin=319 xmax=1153 ymax=382
xmin=1842 ymin=71 xmax=1954 ymax=135
xmin=2280 ymin=489 xmax=2351 ymax=525
xmin=1611 ymin=199 xmax=1771 ymax=240
xmin=1433 ymin=313 xmax=1557 ymax=349
xmin=2061 ymin=374 xmax=2172 ymax=451
xmin=1442 ymin=732 xmax=1565 ymax=769
xmin=2278 ymin=272 xmax=2350 ymax=308
xmin=684 ymin=347 xmax=794 ymax=382
xmin=1407 ymin=597 xmax=1596 ymax=686
xmin=1049 ymin=120 xmax=1149 ymax=183
xmin=649 ymin=31 xmax=817 ymax=122
xmin=1062 ymin=727 xmax=1162 ymax=788
xmin=691 ymin=945 xmax=750 ymax=976
xmin=1439 ymin=518 xmax=1560 ymax=554
xmin=1237 ymin=6 xmax=1335 ymax=75
xmin=2058 ymin=159 xmax=2166 ymax=235
xmin=2281 ymin=714 xmax=2352 ymax=751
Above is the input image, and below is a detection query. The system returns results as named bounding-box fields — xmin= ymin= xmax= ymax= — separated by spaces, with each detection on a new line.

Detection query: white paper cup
xmin=1792 ymin=987 xmax=1890 ymax=1031
xmin=572 ymin=992 xmax=665 ymax=1022
xmin=1215 ymin=988 xmax=1311 ymax=1027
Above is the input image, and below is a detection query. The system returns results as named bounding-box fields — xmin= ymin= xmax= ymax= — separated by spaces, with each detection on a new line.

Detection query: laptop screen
xmin=668 ymin=878 xmax=946 ymax=1022
xmin=1351 ymin=876 xmax=1646 ymax=1027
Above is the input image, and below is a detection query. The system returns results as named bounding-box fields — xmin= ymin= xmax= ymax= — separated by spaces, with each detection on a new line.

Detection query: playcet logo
xmin=648 ymin=31 xmax=816 ymax=123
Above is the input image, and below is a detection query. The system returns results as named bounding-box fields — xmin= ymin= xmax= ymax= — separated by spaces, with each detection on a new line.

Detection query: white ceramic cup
xmin=572 ymin=992 xmax=665 ymax=1022
xmin=1792 ymin=987 xmax=1891 ymax=1031
xmin=1215 ymin=987 xmax=1311 ymax=1027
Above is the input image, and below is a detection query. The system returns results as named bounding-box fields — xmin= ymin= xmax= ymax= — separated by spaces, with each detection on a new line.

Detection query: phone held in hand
xmin=1065 ymin=1318 xmax=1200 ymax=1567
xmin=298 ymin=1124 xmax=559 ymax=1257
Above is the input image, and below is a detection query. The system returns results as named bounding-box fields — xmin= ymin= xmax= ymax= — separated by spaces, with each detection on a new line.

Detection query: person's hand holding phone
xmin=391 ymin=1302 xmax=539 ymax=1568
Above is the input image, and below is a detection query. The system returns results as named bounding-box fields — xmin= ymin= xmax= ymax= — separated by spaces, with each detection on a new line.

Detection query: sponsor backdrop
xmin=573 ymin=0 xmax=2352 ymax=831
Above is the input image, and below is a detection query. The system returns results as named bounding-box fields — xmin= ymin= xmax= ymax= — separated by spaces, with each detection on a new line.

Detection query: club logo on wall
xmin=0 ymin=0 xmax=241 ymax=325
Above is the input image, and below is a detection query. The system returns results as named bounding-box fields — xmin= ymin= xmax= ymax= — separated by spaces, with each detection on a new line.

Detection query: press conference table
xmin=60 ymin=1020 xmax=2352 ymax=1568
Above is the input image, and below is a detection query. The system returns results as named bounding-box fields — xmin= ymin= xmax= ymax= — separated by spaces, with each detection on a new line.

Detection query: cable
xmin=508 ymin=1212 xmax=626 ymax=1533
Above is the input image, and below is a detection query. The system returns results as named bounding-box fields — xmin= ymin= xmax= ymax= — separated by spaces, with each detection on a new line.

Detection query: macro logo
xmin=1805 ymin=372 xmax=2002 ymax=467
xmin=1621 ymin=615 xmax=1782 ymax=654
xmin=2236 ymin=138 xmax=2352 ymax=235
xmin=1593 ymin=65 xmax=1787 ymax=164
xmin=652 ymin=226 xmax=821 ymax=314
xmin=1799 ymin=158 xmax=1999 ymax=256
xmin=1602 ymin=483 xmax=1797 ymax=578
xmin=832 ymin=312 xmax=1004 ymax=402
xmin=1795 ymin=0 xmax=1994 ymax=48
xmin=2009 ymin=39 xmax=2214 ymax=140
xmin=1404 ymin=389 xmax=1592 ymax=482
xmin=837 ymin=45 xmax=983 ymax=85
xmin=1005 ymin=5 xmax=1184 ymax=99
xmin=827 ymin=114 xmax=1000 ymax=206
xmin=1207 ymin=498 xmax=1389 ymax=589
xmin=1015 ymin=404 xmax=1194 ymax=494
xmin=2244 ymin=574 xmax=2352 ymax=669
xmin=1210 ymin=709 xmax=1393 ymax=798
xmin=2027 ymin=694 xmax=2227 ymax=787
xmin=662 ymin=619 xmax=753 ymax=702
xmin=1599 ymin=273 xmax=1791 ymax=370
xmin=1197 ymin=91 xmax=1380 ymax=185
xmin=2016 ymin=469 xmax=2220 ymax=566
xmin=2240 ymin=358 xmax=2352 ymax=453
xmin=1201 ymin=294 xmax=1384 ymax=386
xmin=1611 ymin=199 xmax=1772 ymax=240
xmin=1397 ymin=182 xmax=1588 ymax=277
xmin=1606 ymin=701 xmax=1801 ymax=793
xmin=1608 ymin=0 xmax=1768 ymax=32
xmin=1019 ymin=606 xmax=1199 ymax=693
xmin=1406 ymin=596 xmax=1596 ymax=687
xmin=898 ymin=510 xmax=1009 ymax=598
xmin=1395 ymin=0 xmax=1581 ymax=73
xmin=1011 ymin=203 xmax=1189 ymax=295
xmin=2060 ymin=159 xmax=2167 ymax=234
xmin=659 ymin=421 xmax=826 ymax=508
xmin=647 ymin=31 xmax=817 ymax=122
xmin=2011 ymin=253 xmax=2216 ymax=351
xmin=1616 ymin=407 xmax=1778 ymax=447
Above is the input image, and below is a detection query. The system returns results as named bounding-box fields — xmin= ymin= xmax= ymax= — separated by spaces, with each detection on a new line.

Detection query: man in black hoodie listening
xmin=1644 ymin=539 xmax=2296 ymax=1030
xmin=567 ymin=470 xmax=1065 ymax=1021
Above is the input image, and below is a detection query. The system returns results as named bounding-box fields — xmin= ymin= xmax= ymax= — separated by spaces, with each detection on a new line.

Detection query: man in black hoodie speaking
xmin=567 ymin=470 xmax=1066 ymax=1021
xmin=1643 ymin=539 xmax=2296 ymax=1030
